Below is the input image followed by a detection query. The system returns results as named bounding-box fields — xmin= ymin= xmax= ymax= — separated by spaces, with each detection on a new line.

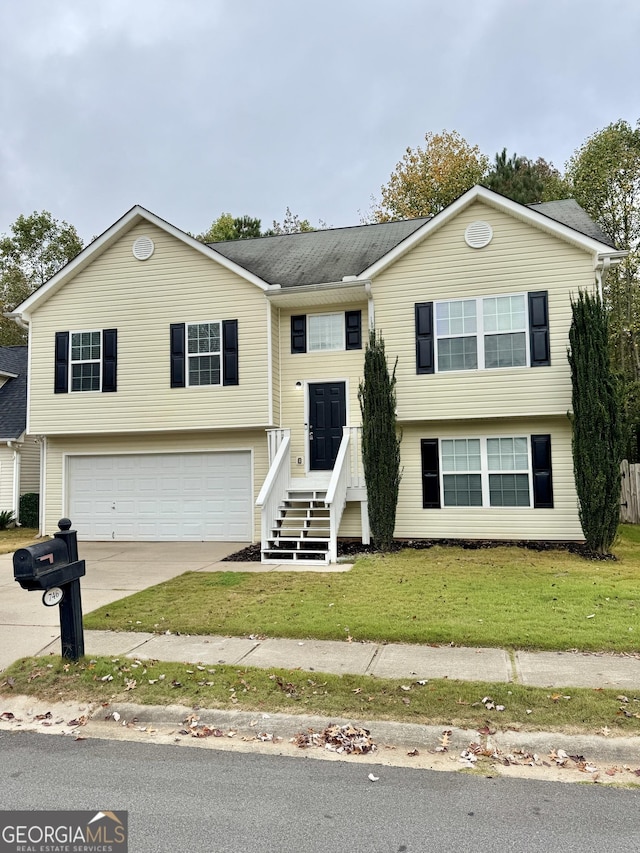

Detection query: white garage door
xmin=68 ymin=452 xmax=252 ymax=541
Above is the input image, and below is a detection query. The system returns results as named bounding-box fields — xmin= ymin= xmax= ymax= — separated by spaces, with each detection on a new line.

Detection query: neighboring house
xmin=0 ymin=347 xmax=40 ymax=523
xmin=8 ymin=186 xmax=623 ymax=562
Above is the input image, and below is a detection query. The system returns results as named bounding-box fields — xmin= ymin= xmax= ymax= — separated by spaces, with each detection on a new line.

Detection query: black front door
xmin=309 ymin=382 xmax=346 ymax=470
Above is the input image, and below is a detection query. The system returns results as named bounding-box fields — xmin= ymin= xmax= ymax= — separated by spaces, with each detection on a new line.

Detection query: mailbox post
xmin=13 ymin=518 xmax=86 ymax=661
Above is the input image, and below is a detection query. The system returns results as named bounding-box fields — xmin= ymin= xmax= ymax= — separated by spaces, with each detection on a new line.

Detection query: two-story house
xmin=9 ymin=186 xmax=621 ymax=562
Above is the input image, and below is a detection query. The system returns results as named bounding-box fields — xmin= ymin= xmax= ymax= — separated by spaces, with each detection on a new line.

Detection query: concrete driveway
xmin=0 ymin=540 xmax=247 ymax=671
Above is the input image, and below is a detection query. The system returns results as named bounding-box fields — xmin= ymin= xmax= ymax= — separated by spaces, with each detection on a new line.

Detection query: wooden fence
xmin=620 ymin=460 xmax=640 ymax=523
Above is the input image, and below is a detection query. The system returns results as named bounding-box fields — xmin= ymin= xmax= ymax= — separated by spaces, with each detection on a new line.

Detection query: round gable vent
xmin=132 ymin=235 xmax=155 ymax=260
xmin=464 ymin=221 xmax=493 ymax=249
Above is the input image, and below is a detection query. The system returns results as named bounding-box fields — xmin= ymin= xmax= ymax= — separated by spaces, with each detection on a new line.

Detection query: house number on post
xmin=43 ymin=586 xmax=64 ymax=607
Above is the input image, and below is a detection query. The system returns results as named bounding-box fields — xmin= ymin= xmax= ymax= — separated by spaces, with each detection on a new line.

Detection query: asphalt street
xmin=2 ymin=731 xmax=639 ymax=853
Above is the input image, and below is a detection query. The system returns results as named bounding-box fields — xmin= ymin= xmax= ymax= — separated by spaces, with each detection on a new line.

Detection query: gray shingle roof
xmin=210 ymin=219 xmax=430 ymax=287
xmin=528 ymin=199 xmax=615 ymax=246
xmin=0 ymin=346 xmax=28 ymax=439
xmin=209 ymin=197 xmax=613 ymax=288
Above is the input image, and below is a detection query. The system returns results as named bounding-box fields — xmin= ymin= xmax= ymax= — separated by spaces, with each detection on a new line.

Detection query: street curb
xmin=103 ymin=701 xmax=640 ymax=766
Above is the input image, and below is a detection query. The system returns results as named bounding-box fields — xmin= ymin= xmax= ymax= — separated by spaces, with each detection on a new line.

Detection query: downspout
xmin=39 ymin=436 xmax=47 ymax=536
xmin=7 ymin=440 xmax=21 ymax=525
xmin=594 ymin=256 xmax=611 ymax=301
xmin=365 ymin=282 xmax=374 ymax=330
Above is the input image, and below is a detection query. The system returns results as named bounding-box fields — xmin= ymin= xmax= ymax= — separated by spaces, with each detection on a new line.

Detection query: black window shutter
xmin=421 ymin=438 xmax=441 ymax=508
xmin=222 ymin=319 xmax=239 ymax=386
xmin=170 ymin=323 xmax=186 ymax=388
xmin=54 ymin=331 xmax=69 ymax=394
xmin=291 ymin=315 xmax=306 ymax=353
xmin=102 ymin=329 xmax=117 ymax=392
xmin=415 ymin=302 xmax=434 ymax=374
xmin=345 ymin=310 xmax=362 ymax=350
xmin=528 ymin=291 xmax=550 ymax=367
xmin=531 ymin=434 xmax=553 ymax=508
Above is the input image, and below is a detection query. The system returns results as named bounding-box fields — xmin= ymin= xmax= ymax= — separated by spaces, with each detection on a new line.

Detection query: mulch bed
xmin=221 ymin=538 xmax=609 ymax=562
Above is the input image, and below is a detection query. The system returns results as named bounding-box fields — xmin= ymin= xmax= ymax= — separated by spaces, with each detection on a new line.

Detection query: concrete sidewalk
xmin=35 ymin=629 xmax=640 ymax=691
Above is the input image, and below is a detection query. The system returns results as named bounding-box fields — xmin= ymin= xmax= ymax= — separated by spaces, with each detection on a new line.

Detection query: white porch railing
xmin=256 ymin=430 xmax=291 ymax=552
xmin=267 ymin=428 xmax=290 ymax=465
xmin=347 ymin=426 xmax=365 ymax=488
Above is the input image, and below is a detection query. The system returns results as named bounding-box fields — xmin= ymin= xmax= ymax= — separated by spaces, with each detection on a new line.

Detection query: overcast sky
xmin=1 ymin=0 xmax=639 ymax=243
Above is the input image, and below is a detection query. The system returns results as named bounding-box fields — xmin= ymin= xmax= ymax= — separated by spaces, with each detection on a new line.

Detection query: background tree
xmin=371 ymin=130 xmax=489 ymax=222
xmin=263 ymin=207 xmax=314 ymax=235
xmin=196 ymin=213 xmax=262 ymax=242
xmin=568 ymin=291 xmax=624 ymax=554
xmin=0 ymin=211 xmax=83 ymax=345
xmin=567 ymin=119 xmax=640 ymax=456
xmin=358 ymin=329 xmax=402 ymax=551
xmin=485 ymin=149 xmax=570 ymax=204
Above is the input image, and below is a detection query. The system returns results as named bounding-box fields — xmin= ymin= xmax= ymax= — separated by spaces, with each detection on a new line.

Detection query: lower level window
xmin=440 ymin=436 xmax=531 ymax=507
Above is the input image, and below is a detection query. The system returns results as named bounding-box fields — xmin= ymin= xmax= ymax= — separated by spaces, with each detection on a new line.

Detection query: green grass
xmin=0 ymin=528 xmax=44 ymax=554
xmin=2 ymin=655 xmax=639 ymax=736
xmin=84 ymin=525 xmax=640 ymax=652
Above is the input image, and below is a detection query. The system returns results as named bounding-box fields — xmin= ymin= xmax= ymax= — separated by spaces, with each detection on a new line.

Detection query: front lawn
xmin=84 ymin=526 xmax=640 ymax=652
xmin=0 ymin=528 xmax=44 ymax=554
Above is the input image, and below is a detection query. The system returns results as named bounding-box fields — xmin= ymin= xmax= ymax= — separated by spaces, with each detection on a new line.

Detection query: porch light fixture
xmin=295 ymin=381 xmax=302 ymax=389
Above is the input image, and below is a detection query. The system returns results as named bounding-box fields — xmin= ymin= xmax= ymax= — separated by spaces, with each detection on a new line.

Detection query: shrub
xmin=0 ymin=510 xmax=15 ymax=530
xmin=19 ymin=492 xmax=39 ymax=528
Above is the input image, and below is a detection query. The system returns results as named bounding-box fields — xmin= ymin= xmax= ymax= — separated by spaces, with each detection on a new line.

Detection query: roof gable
xmin=357 ymin=186 xmax=621 ymax=281
xmin=12 ymin=205 xmax=272 ymax=319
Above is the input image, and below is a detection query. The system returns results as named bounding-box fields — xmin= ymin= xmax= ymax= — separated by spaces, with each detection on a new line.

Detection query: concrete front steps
xmin=261 ymin=488 xmax=331 ymax=564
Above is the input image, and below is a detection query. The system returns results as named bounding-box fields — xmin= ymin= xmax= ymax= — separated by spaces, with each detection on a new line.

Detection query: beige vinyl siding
xmin=42 ymin=429 xmax=268 ymax=540
xmin=0 ymin=447 xmax=13 ymax=511
xmin=373 ymin=201 xmax=597 ymax=422
xmin=337 ymin=500 xmax=363 ymax=538
xmin=395 ymin=417 xmax=581 ymax=541
xmin=19 ymin=437 xmax=40 ymax=494
xmin=29 ymin=222 xmax=270 ymax=435
xmin=278 ymin=303 xmax=367 ymax=476
xmin=271 ymin=304 xmax=280 ymax=425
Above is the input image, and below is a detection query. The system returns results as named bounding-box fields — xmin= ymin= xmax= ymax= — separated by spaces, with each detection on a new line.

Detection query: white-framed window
xmin=307 ymin=313 xmax=345 ymax=352
xmin=187 ymin=322 xmax=221 ymax=386
xmin=435 ymin=293 xmax=528 ymax=372
xmin=70 ymin=330 xmax=101 ymax=392
xmin=440 ymin=436 xmax=531 ymax=507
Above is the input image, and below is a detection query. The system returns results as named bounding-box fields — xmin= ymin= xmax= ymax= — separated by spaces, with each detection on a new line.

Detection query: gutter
xmin=3 ymin=311 xmax=29 ymax=330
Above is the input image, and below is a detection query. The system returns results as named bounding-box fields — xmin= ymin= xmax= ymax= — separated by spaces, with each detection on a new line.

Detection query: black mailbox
xmin=13 ymin=538 xmax=86 ymax=591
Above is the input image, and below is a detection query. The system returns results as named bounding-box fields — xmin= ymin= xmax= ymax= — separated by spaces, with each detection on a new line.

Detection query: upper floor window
xmin=187 ymin=322 xmax=221 ymax=386
xmin=435 ymin=294 xmax=527 ymax=371
xmin=170 ymin=320 xmax=239 ymax=388
xmin=55 ymin=329 xmax=117 ymax=394
xmin=308 ymin=314 xmax=344 ymax=352
xmin=415 ymin=291 xmax=549 ymax=374
xmin=291 ymin=310 xmax=362 ymax=354
xmin=71 ymin=331 xmax=101 ymax=391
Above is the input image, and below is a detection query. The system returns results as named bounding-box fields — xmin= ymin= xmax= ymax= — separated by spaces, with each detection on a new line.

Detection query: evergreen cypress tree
xmin=568 ymin=291 xmax=623 ymax=554
xmin=358 ymin=329 xmax=402 ymax=550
